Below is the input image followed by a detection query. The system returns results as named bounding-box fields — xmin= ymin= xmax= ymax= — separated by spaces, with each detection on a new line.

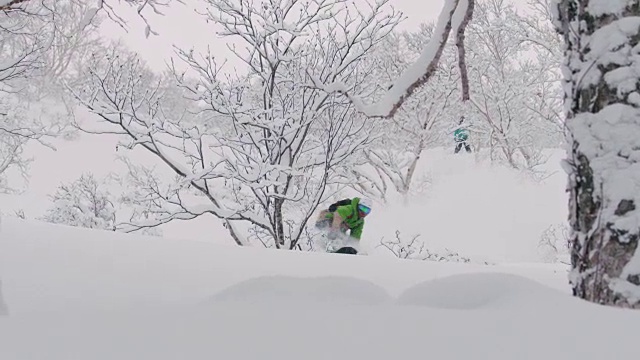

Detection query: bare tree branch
xmin=0 ymin=0 xmax=30 ymax=12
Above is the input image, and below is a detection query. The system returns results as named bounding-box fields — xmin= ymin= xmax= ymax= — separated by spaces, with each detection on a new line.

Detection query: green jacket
xmin=326 ymin=197 xmax=365 ymax=239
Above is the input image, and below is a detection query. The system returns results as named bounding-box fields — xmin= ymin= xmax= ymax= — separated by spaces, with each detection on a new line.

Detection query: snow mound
xmin=208 ymin=275 xmax=392 ymax=306
xmin=396 ymin=272 xmax=572 ymax=310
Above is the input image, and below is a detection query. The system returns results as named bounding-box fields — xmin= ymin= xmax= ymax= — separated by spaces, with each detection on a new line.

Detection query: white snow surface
xmin=1 ymin=147 xmax=569 ymax=263
xmin=1 ymin=216 xmax=640 ymax=359
xmin=587 ymin=0 xmax=635 ymax=16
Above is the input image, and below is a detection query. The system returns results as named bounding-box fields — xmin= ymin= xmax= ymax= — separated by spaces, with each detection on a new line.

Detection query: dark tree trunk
xmin=555 ymin=0 xmax=640 ymax=308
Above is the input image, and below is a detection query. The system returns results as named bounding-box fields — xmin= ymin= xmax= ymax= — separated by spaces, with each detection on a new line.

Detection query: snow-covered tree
xmin=0 ymin=0 xmax=103 ymax=192
xmin=378 ymin=230 xmax=472 ymax=263
xmin=91 ymin=0 xmax=176 ymax=37
xmin=40 ymin=173 xmax=116 ymax=230
xmin=345 ymin=29 xmax=459 ymax=201
xmin=315 ymin=0 xmax=475 ymax=119
xmin=70 ymin=0 xmax=401 ymax=249
xmin=0 ymin=0 xmax=174 ymax=37
xmin=538 ymin=223 xmax=570 ymax=263
xmin=345 ymin=0 xmax=562 ymax=199
xmin=465 ymin=0 xmax=563 ymax=173
xmin=0 ymin=0 xmax=102 ymax=89
xmin=553 ymin=0 xmax=640 ymax=308
xmin=0 ymin=2 xmax=47 ymax=192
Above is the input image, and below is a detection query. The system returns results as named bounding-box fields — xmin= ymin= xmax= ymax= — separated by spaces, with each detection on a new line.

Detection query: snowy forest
xmin=1 ymin=0 xmax=640 ymax=313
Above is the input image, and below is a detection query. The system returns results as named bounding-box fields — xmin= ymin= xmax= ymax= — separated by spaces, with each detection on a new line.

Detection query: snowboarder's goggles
xmin=358 ymin=204 xmax=371 ymax=214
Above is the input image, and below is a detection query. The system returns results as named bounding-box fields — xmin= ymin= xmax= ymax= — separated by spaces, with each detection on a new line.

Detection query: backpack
xmin=328 ymin=198 xmax=352 ymax=212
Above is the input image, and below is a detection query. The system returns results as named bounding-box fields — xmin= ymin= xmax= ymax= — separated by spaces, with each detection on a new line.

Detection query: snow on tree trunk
xmin=553 ymin=0 xmax=640 ymax=307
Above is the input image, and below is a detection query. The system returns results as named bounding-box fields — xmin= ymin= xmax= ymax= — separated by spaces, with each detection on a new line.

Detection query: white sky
xmin=103 ymin=0 xmax=446 ymax=72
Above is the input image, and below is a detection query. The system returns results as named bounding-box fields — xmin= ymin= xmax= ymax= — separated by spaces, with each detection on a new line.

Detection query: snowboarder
xmin=453 ymin=124 xmax=472 ymax=154
xmin=314 ymin=197 xmax=372 ymax=254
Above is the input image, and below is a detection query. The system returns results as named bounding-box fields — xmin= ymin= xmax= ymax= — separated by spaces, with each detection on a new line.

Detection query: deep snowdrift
xmin=0 ymin=217 xmax=570 ymax=315
xmin=210 ymin=275 xmax=393 ymax=306
xmin=397 ymin=272 xmax=576 ymax=310
xmin=1 ymin=217 xmax=639 ymax=359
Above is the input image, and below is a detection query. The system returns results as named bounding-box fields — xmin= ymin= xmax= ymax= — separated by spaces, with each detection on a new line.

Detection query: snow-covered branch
xmin=464 ymin=0 xmax=562 ymax=174
xmin=0 ymin=0 xmax=100 ymax=192
xmin=68 ymin=47 xmax=262 ymax=245
xmin=2 ymin=0 xmax=180 ymax=37
xmin=0 ymin=0 xmax=29 ymax=11
xmin=71 ymin=0 xmax=393 ymax=248
xmin=40 ymin=173 xmax=117 ymax=230
xmin=378 ymin=230 xmax=472 ymax=263
xmin=340 ymin=27 xmax=458 ymax=199
xmin=313 ymin=0 xmax=473 ymax=118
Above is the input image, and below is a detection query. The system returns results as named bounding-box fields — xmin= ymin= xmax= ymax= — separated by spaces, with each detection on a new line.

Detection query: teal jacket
xmin=454 ymin=128 xmax=469 ymax=142
xmin=326 ymin=197 xmax=365 ymax=239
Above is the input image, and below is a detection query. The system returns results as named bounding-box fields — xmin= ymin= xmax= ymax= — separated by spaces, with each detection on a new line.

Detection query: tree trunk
xmin=404 ymin=151 xmax=421 ymax=197
xmin=455 ymin=0 xmax=474 ymax=103
xmin=274 ymin=198 xmax=285 ymax=249
xmin=554 ymin=0 xmax=640 ymax=308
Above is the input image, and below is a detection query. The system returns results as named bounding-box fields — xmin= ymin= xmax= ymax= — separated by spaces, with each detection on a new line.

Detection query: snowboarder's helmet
xmin=358 ymin=197 xmax=372 ymax=215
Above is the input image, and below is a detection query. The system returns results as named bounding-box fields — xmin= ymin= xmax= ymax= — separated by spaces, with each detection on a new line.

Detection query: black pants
xmin=333 ymin=246 xmax=358 ymax=254
xmin=454 ymin=142 xmax=472 ymax=153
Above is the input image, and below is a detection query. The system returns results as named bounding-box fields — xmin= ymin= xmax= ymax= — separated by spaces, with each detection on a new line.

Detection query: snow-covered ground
xmin=1 ymin=149 xmax=639 ymax=359
xmin=3 ymin=0 xmax=639 ymax=357
xmin=1 ymin=146 xmax=569 ymax=263
xmin=0 ymin=216 xmax=638 ymax=359
xmin=365 ymin=148 xmax=569 ymax=263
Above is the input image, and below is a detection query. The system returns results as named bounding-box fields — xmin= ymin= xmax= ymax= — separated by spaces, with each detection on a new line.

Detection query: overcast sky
xmin=103 ymin=0 xmax=446 ymax=72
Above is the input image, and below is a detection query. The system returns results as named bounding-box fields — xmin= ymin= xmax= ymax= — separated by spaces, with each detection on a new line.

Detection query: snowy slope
xmin=2 ymin=147 xmax=569 ymax=263
xmin=0 ymin=216 xmax=569 ymax=314
xmin=366 ymin=149 xmax=568 ymax=263
xmin=1 ymin=217 xmax=639 ymax=360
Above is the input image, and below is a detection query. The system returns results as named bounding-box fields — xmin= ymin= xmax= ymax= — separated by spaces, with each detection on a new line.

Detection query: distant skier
xmin=453 ymin=118 xmax=472 ymax=154
xmin=315 ymin=197 xmax=372 ymax=254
